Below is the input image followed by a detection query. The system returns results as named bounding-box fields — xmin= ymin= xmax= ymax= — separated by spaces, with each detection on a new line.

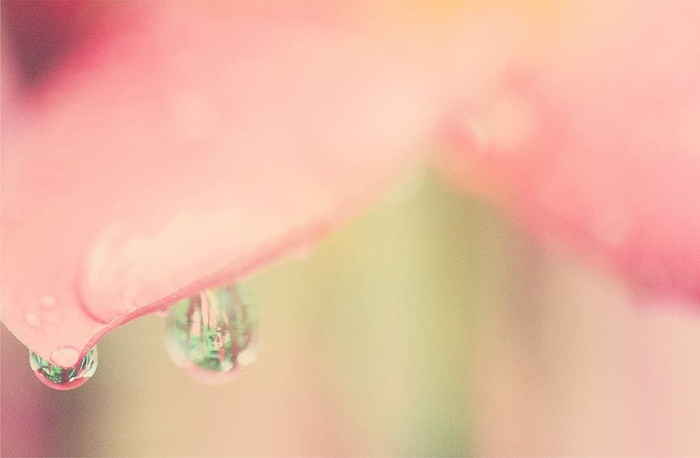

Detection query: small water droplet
xmin=165 ymin=284 xmax=260 ymax=385
xmin=29 ymin=347 xmax=98 ymax=391
xmin=40 ymin=295 xmax=56 ymax=309
xmin=25 ymin=313 xmax=40 ymax=327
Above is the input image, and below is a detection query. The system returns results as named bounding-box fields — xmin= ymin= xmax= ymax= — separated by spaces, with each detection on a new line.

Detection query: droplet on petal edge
xmin=29 ymin=346 xmax=98 ymax=391
xmin=165 ymin=283 xmax=260 ymax=385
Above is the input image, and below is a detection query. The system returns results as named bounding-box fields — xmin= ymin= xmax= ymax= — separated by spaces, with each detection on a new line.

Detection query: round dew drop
xmin=164 ymin=284 xmax=260 ymax=385
xmin=29 ymin=347 xmax=98 ymax=391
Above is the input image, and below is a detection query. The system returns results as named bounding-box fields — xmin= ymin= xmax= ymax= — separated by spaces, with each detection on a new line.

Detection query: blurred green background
xmin=4 ymin=172 xmax=700 ymax=456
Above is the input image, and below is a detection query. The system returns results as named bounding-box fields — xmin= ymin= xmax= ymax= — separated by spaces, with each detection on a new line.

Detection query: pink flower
xmin=3 ymin=1 xmax=699 ymax=365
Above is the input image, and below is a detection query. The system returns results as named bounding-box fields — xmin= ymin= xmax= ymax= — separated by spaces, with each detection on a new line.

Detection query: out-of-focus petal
xmin=441 ymin=0 xmax=700 ymax=302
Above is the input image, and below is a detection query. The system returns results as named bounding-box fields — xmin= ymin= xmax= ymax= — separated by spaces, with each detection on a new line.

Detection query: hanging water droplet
xmin=29 ymin=346 xmax=98 ymax=390
xmin=165 ymin=284 xmax=260 ymax=384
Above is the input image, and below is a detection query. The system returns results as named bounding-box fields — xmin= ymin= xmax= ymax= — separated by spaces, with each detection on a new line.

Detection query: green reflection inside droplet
xmin=29 ymin=347 xmax=98 ymax=387
xmin=165 ymin=284 xmax=259 ymax=378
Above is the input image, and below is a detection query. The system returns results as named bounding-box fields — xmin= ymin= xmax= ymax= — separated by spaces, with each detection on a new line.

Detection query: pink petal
xmin=441 ymin=0 xmax=700 ymax=303
xmin=1 ymin=3 xmax=444 ymax=360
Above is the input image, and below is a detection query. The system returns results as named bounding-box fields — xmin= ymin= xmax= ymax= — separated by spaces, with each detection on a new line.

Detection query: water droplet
xmin=40 ymin=295 xmax=55 ymax=309
xmin=25 ymin=313 xmax=40 ymax=327
xmin=165 ymin=284 xmax=260 ymax=384
xmin=29 ymin=347 xmax=98 ymax=391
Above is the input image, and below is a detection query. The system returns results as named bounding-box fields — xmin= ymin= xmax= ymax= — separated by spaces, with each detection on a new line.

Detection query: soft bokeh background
xmin=3 ymin=172 xmax=700 ymax=456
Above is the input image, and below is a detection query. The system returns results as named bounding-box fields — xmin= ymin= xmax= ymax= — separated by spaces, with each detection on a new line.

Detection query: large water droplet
xmin=29 ymin=347 xmax=98 ymax=390
xmin=165 ymin=284 xmax=260 ymax=384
